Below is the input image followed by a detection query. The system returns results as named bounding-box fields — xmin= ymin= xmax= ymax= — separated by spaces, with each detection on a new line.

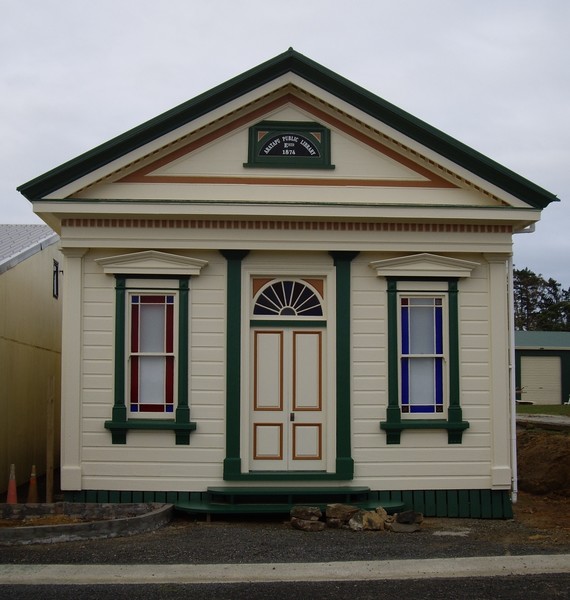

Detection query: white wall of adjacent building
xmin=0 ymin=244 xmax=62 ymax=494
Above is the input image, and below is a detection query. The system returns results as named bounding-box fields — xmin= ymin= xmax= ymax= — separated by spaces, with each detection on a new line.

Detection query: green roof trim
xmin=18 ymin=48 xmax=558 ymax=209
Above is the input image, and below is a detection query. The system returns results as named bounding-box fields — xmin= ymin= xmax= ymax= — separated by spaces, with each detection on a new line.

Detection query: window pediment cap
xmin=96 ymin=250 xmax=208 ymax=276
xmin=369 ymin=253 xmax=479 ymax=278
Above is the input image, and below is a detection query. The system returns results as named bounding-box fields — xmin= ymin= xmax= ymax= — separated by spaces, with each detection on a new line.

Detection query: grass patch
xmin=516 ymin=404 xmax=570 ymax=416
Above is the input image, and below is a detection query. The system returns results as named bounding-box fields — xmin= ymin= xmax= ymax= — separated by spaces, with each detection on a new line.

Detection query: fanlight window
xmin=253 ymin=280 xmax=323 ymax=317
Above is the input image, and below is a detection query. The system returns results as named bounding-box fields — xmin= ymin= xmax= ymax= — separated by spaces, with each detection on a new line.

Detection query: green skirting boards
xmin=63 ymin=488 xmax=513 ymax=519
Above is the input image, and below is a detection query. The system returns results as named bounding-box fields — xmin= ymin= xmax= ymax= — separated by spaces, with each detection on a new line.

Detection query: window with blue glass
xmin=129 ymin=293 xmax=176 ymax=415
xmin=400 ymin=296 xmax=445 ymax=414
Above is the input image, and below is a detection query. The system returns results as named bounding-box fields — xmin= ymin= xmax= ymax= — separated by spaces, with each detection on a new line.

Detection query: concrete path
xmin=2 ymin=555 xmax=570 ymax=585
xmin=517 ymin=414 xmax=570 ymax=430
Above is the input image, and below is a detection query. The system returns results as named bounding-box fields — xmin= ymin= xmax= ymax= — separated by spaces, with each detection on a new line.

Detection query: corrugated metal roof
xmin=0 ymin=224 xmax=59 ymax=274
xmin=515 ymin=330 xmax=570 ymax=350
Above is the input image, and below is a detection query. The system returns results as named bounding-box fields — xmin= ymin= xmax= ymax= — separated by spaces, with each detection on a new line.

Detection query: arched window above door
xmin=253 ymin=279 xmax=323 ymax=317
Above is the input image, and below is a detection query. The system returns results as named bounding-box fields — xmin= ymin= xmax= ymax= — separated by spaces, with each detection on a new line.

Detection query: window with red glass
xmin=129 ymin=294 xmax=176 ymax=415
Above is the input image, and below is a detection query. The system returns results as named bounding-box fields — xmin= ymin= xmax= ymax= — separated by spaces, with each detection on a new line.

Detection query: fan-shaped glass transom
xmin=253 ymin=280 xmax=323 ymax=317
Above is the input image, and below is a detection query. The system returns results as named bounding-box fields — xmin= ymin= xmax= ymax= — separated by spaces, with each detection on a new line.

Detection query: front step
xmin=175 ymin=486 xmax=406 ymax=516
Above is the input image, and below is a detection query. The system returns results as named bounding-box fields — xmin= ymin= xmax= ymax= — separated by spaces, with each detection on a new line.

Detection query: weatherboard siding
xmin=350 ymin=255 xmax=497 ymax=490
xmin=77 ymin=250 xmax=228 ymax=491
xmin=64 ymin=247 xmax=509 ymax=492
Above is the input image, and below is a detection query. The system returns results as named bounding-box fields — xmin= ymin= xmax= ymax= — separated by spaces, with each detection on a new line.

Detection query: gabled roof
xmin=18 ymin=48 xmax=558 ymax=209
xmin=0 ymin=224 xmax=59 ymax=274
xmin=515 ymin=330 xmax=570 ymax=350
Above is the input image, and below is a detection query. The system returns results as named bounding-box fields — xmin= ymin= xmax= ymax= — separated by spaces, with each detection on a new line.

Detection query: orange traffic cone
xmin=7 ymin=464 xmax=17 ymax=504
xmin=27 ymin=465 xmax=38 ymax=504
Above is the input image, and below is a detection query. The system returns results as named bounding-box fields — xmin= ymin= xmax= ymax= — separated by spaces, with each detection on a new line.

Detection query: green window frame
xmin=104 ymin=275 xmax=196 ymax=444
xmin=380 ymin=278 xmax=469 ymax=444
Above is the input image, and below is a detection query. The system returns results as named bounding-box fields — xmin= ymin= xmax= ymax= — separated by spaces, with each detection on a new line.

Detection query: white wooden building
xmin=18 ymin=50 xmax=557 ymax=517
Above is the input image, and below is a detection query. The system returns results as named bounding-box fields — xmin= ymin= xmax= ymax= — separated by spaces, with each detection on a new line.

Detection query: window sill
xmin=105 ymin=419 xmax=196 ymax=445
xmin=380 ymin=419 xmax=469 ymax=444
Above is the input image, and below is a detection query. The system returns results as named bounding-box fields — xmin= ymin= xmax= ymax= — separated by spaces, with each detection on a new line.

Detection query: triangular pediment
xmin=96 ymin=251 xmax=208 ymax=276
xmin=114 ymin=96 xmax=454 ymax=190
xmin=369 ymin=253 xmax=479 ymax=278
xmin=18 ymin=48 xmax=556 ymax=216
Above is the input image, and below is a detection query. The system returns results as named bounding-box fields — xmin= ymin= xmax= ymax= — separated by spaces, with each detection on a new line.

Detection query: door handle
xmin=290 ymin=412 xmax=295 ymax=422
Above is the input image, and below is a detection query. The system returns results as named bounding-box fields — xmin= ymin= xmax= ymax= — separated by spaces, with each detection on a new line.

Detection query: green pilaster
xmin=111 ymin=276 xmax=127 ymax=443
xmin=385 ymin=278 xmax=402 ymax=443
xmin=330 ymin=251 xmax=358 ymax=479
xmin=221 ymin=250 xmax=249 ymax=479
xmin=175 ymin=278 xmax=191 ymax=444
xmin=446 ymin=279 xmax=464 ymax=442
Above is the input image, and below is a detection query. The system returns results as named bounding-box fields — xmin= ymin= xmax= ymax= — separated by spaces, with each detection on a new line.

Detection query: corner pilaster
xmin=485 ymin=253 xmax=512 ymax=488
xmin=60 ymin=247 xmax=88 ymax=490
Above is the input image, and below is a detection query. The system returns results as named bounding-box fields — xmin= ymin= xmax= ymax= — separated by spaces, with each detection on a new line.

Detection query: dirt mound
xmin=498 ymin=427 xmax=570 ymax=541
xmin=517 ymin=428 xmax=570 ymax=496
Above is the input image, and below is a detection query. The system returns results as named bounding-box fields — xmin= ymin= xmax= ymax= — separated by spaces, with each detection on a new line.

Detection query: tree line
xmin=513 ymin=267 xmax=570 ymax=331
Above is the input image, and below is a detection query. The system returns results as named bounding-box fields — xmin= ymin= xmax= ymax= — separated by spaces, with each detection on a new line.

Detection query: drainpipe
xmin=508 ymin=256 xmax=517 ymax=503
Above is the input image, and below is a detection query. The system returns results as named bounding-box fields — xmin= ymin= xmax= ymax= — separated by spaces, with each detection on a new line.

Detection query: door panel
xmin=292 ymin=423 xmax=322 ymax=460
xmin=254 ymin=331 xmax=283 ymax=410
xmin=251 ymin=328 xmax=325 ymax=471
xmin=293 ymin=331 xmax=322 ymax=411
xmin=253 ymin=423 xmax=283 ymax=460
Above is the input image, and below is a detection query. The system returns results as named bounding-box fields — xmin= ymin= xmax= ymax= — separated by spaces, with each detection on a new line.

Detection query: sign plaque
xmin=245 ymin=121 xmax=333 ymax=169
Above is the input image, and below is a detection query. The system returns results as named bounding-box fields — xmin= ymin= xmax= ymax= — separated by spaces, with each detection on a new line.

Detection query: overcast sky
xmin=2 ymin=1 xmax=568 ymax=285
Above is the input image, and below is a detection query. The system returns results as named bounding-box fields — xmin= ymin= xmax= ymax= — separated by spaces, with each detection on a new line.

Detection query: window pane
xmin=435 ymin=306 xmax=443 ymax=354
xmin=139 ymin=356 xmax=165 ymax=404
xmin=140 ymin=304 xmax=165 ymax=352
xmin=398 ymin=294 xmax=447 ymax=417
xmin=435 ymin=357 xmax=443 ymax=405
xmin=127 ymin=290 xmax=178 ymax=417
xmin=409 ymin=357 xmax=435 ymax=405
xmin=409 ymin=304 xmax=435 ymax=354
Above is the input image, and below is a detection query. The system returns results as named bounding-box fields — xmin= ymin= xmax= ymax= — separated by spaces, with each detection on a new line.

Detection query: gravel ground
xmin=2 ymin=512 xmax=570 ymax=565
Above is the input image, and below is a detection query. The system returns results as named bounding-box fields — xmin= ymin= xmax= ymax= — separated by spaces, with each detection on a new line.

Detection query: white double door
xmin=250 ymin=327 xmax=326 ymax=471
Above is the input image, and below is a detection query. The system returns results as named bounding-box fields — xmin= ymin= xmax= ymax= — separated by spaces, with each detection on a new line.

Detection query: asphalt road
xmin=2 ymin=575 xmax=570 ymax=600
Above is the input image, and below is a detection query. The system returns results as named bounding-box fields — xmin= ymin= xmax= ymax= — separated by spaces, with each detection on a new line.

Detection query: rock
xmin=396 ymin=510 xmax=424 ymax=524
xmin=326 ymin=517 xmax=344 ymax=529
xmin=388 ymin=521 xmax=421 ymax=533
xmin=291 ymin=516 xmax=326 ymax=532
xmin=290 ymin=506 xmax=322 ymax=521
xmin=375 ymin=507 xmax=388 ymax=520
xmin=325 ymin=503 xmax=360 ymax=522
xmin=348 ymin=510 xmax=385 ymax=531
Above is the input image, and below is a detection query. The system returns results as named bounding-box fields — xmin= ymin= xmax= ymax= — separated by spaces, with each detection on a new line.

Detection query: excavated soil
xmin=517 ymin=427 xmax=570 ymax=496
xmin=514 ymin=426 xmax=570 ymax=540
